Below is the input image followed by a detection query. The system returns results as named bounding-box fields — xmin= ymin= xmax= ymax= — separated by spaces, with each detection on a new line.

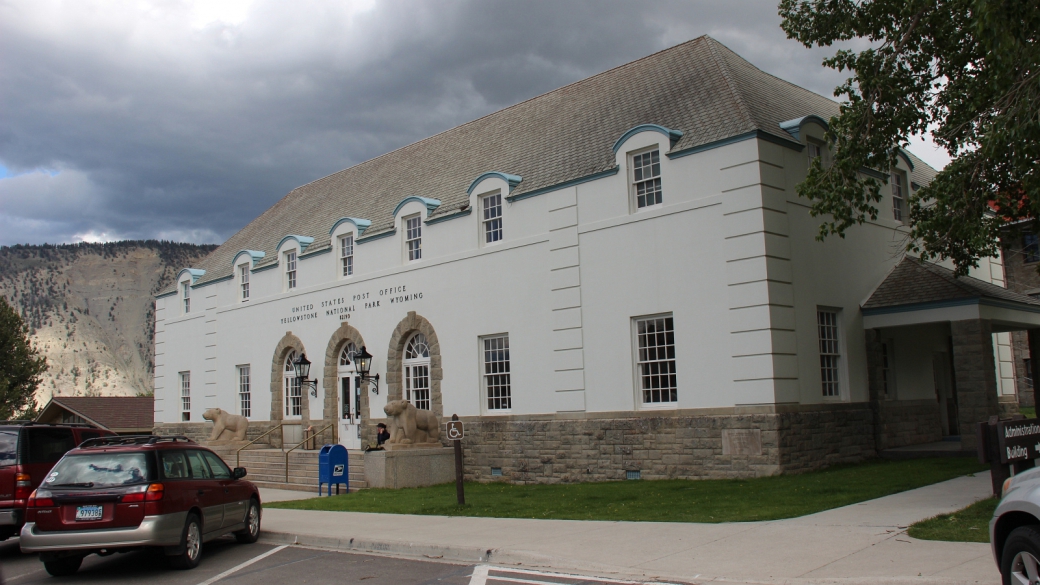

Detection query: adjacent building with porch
xmin=153 ymin=36 xmax=1028 ymax=487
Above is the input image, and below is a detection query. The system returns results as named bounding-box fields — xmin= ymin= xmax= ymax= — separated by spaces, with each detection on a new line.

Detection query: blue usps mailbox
xmin=318 ymin=444 xmax=348 ymax=496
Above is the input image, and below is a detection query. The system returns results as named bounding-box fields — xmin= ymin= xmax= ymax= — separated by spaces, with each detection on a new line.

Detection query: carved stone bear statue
xmin=203 ymin=408 xmax=249 ymax=442
xmin=383 ymin=399 xmax=440 ymax=445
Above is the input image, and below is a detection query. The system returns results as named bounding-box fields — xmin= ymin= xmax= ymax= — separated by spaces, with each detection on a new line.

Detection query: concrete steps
xmin=232 ymin=448 xmax=367 ymax=493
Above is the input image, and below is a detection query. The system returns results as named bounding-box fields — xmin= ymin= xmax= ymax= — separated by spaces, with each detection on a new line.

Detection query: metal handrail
xmin=235 ymin=423 xmax=288 ymax=468
xmin=284 ymin=422 xmax=335 ymax=483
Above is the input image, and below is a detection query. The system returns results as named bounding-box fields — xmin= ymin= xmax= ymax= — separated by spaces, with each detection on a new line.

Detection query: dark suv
xmin=0 ymin=422 xmax=114 ymax=541
xmin=18 ymin=436 xmax=261 ymax=576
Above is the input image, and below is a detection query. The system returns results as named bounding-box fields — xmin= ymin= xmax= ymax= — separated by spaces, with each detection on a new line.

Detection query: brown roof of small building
xmin=862 ymin=257 xmax=1040 ymax=311
xmin=42 ymin=396 xmax=154 ymax=431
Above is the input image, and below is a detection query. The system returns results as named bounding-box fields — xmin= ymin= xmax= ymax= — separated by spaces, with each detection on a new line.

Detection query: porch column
xmin=951 ymin=319 xmax=1001 ymax=452
xmin=863 ymin=329 xmax=884 ymax=451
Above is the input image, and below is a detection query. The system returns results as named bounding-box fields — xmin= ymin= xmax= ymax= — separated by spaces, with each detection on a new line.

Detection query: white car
xmin=992 ymin=466 xmax=1040 ymax=585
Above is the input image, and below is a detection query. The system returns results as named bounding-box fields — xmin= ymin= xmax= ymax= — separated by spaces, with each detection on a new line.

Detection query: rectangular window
xmin=285 ymin=251 xmax=297 ymax=290
xmin=239 ymin=264 xmax=250 ymax=301
xmin=340 ymin=235 xmax=354 ymax=276
xmin=818 ymin=309 xmax=842 ymax=398
xmin=1025 ymin=234 xmax=1040 ymax=263
xmin=635 ymin=315 xmax=677 ymax=405
xmin=405 ymin=215 xmax=422 ymax=261
xmin=182 ymin=282 xmax=190 ymax=313
xmin=807 ymin=141 xmax=822 ymax=161
xmin=892 ymin=172 xmax=905 ymax=222
xmin=482 ymin=335 xmax=511 ymax=411
xmin=180 ymin=372 xmax=191 ymax=421
xmin=238 ymin=365 xmax=251 ymax=418
xmin=482 ymin=193 xmax=503 ymax=244
xmin=632 ymin=149 xmax=662 ymax=209
xmin=405 ymin=365 xmax=430 ymax=411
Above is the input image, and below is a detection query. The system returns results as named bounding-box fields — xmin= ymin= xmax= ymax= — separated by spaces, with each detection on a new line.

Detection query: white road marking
xmin=194 ymin=544 xmax=288 ymax=585
xmin=470 ymin=565 xmax=682 ymax=585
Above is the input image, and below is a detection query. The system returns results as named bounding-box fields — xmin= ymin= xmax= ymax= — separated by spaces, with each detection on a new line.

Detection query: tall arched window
xmin=283 ymin=351 xmax=302 ymax=418
xmin=338 ymin=343 xmax=358 ymax=426
xmin=403 ymin=334 xmax=430 ymax=410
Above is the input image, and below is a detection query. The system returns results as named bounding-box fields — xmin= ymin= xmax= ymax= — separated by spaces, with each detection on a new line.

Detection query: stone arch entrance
xmin=387 ymin=312 xmax=443 ymax=424
xmin=269 ymin=331 xmax=308 ymax=447
xmin=323 ymin=322 xmax=366 ymax=445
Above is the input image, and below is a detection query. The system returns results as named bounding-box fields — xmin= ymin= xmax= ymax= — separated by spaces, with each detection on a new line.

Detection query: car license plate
xmin=75 ymin=505 xmax=103 ymax=521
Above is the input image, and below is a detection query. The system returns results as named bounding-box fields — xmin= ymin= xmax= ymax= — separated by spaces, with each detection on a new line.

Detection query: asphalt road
xmin=0 ymin=537 xmax=684 ymax=585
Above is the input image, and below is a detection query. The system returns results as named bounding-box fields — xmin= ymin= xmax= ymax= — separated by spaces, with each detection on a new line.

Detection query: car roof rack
xmin=79 ymin=435 xmax=195 ymax=448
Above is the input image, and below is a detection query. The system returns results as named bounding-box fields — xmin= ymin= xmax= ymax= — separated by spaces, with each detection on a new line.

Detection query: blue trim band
xmin=467 ymin=172 xmax=522 ymax=194
xmin=862 ymin=297 xmax=1040 ymax=317
xmin=231 ymin=250 xmax=265 ymax=269
xmin=507 ymin=167 xmax=620 ymax=203
xmin=357 ymin=228 xmax=397 ymax=244
xmin=779 ymin=115 xmax=830 ymax=141
xmin=329 ymin=217 xmax=372 ymax=237
xmin=667 ymin=130 xmax=804 ymax=160
xmin=177 ymin=268 xmax=206 ymax=284
xmin=895 ymin=149 xmax=915 ymax=171
xmin=277 ymin=235 xmax=315 ymax=253
xmin=612 ymin=124 xmax=683 ymax=153
xmin=392 ymin=196 xmax=441 ymax=217
xmin=426 ymin=208 xmax=472 ymax=225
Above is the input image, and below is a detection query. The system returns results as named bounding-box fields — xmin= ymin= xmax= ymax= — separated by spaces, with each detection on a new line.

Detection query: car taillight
xmin=121 ymin=483 xmax=163 ymax=503
xmin=14 ymin=473 xmax=31 ymax=500
xmin=145 ymin=483 xmax=164 ymax=501
xmin=27 ymin=490 xmax=54 ymax=508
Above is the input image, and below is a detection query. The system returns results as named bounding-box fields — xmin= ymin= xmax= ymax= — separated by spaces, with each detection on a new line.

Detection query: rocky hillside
xmin=0 ymin=241 xmax=216 ymax=405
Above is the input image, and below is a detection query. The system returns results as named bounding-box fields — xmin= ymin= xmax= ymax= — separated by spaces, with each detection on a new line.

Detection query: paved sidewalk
xmin=258 ymin=474 xmax=999 ymax=585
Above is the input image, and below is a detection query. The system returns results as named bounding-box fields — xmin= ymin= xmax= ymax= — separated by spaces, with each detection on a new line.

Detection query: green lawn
xmin=907 ymin=497 xmax=997 ymax=543
xmin=267 ymin=457 xmax=985 ymax=523
xmin=1021 ymin=406 xmax=1036 ymax=418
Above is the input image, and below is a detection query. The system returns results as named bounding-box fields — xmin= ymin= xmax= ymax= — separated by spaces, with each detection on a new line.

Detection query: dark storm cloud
xmin=0 ymin=0 xmax=907 ymax=246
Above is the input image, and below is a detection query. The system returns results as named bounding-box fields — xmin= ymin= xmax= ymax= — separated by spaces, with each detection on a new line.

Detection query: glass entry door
xmin=338 ymin=375 xmax=362 ymax=449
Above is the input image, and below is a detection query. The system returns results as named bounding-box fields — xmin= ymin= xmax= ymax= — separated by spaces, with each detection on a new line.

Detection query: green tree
xmin=779 ymin=0 xmax=1039 ymax=273
xmin=0 ymin=296 xmax=47 ymax=419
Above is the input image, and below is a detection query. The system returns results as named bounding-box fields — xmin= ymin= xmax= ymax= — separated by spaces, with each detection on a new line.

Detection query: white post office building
xmin=154 ymin=36 xmax=1040 ymax=482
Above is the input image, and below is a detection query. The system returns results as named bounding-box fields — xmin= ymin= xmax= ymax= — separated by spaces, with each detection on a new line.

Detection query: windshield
xmin=45 ymin=452 xmax=155 ymax=488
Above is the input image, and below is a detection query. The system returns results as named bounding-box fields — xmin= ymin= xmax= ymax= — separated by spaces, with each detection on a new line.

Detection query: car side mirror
xmin=233 ymin=467 xmax=247 ymax=480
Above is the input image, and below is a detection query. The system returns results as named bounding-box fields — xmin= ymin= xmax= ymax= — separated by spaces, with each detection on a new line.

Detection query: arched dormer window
xmin=403 ymin=334 xmax=430 ymax=410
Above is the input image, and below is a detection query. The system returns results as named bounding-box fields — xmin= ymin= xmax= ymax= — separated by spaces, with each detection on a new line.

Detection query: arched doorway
xmin=269 ymin=332 xmax=307 ymax=447
xmin=337 ymin=343 xmax=362 ymax=449
xmin=322 ymin=322 xmax=367 ymax=447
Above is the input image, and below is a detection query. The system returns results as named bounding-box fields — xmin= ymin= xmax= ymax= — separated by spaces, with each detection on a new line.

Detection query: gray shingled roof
xmin=171 ymin=35 xmax=933 ymax=292
xmin=862 ymin=257 xmax=1040 ymax=311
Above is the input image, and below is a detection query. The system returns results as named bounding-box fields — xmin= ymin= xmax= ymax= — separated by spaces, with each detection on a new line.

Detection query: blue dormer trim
xmin=392 ymin=196 xmax=441 ymax=218
xmin=612 ymin=124 xmax=684 ymax=153
xmin=177 ymin=268 xmax=206 ymax=284
xmin=895 ymin=149 xmax=915 ymax=172
xmin=779 ymin=115 xmax=830 ymax=141
xmin=329 ymin=217 xmax=372 ymax=237
xmin=231 ymin=250 xmax=266 ymax=269
xmin=276 ymin=235 xmax=314 ymax=253
xmin=467 ymin=172 xmax=523 ymax=195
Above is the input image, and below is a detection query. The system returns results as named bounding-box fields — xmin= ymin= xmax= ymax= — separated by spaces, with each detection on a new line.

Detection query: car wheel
xmin=169 ymin=513 xmax=203 ymax=570
xmin=235 ymin=499 xmax=261 ymax=544
xmin=43 ymin=556 xmax=83 ymax=577
xmin=1001 ymin=525 xmax=1040 ymax=585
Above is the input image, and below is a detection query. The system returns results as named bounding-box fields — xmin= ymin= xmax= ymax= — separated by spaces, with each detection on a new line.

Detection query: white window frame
xmin=807 ymin=140 xmax=823 ymax=162
xmin=181 ymin=281 xmax=191 ymax=314
xmin=817 ymin=307 xmax=847 ymax=400
xmin=481 ymin=192 xmax=503 ymax=245
xmin=630 ymin=147 xmax=662 ymax=211
xmin=340 ymin=234 xmax=354 ymax=277
xmin=238 ymin=365 xmax=251 ymax=418
xmin=891 ymin=171 xmax=906 ymax=223
xmin=284 ymin=250 xmax=297 ymax=290
xmin=404 ymin=215 xmax=422 ymax=262
xmin=239 ymin=264 xmax=250 ymax=301
xmin=180 ymin=371 xmax=191 ymax=421
xmin=481 ymin=334 xmax=511 ymax=412
xmin=284 ymin=351 xmax=302 ymax=418
xmin=403 ymin=333 xmax=431 ymax=410
xmin=632 ymin=314 xmax=678 ymax=408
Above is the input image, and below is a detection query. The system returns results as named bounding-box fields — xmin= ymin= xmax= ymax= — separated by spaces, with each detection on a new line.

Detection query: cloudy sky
xmin=0 ymin=0 xmax=951 ymax=246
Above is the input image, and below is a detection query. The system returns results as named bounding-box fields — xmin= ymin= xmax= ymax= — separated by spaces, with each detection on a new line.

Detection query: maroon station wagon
xmin=0 ymin=422 xmax=115 ymax=542
xmin=18 ymin=436 xmax=261 ymax=576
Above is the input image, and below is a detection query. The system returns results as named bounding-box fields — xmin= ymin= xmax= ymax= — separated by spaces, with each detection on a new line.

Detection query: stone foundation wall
xmin=453 ymin=404 xmax=875 ymax=484
xmin=876 ymin=400 xmax=942 ymax=449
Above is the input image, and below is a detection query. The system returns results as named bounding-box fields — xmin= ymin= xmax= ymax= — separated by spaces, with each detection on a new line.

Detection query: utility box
xmin=318 ymin=444 xmax=348 ymax=495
